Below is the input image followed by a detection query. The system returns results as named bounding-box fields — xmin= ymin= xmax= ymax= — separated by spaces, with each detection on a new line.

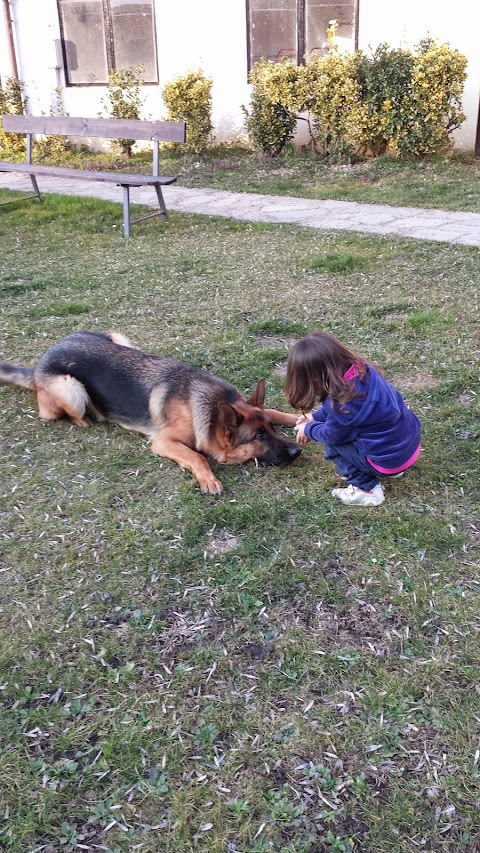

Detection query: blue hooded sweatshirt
xmin=304 ymin=366 xmax=421 ymax=470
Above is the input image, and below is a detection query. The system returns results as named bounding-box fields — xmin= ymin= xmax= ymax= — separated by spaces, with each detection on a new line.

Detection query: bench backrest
xmin=2 ymin=114 xmax=186 ymax=177
xmin=2 ymin=115 xmax=186 ymax=143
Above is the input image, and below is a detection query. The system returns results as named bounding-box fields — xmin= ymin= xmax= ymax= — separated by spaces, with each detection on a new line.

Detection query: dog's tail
xmin=0 ymin=363 xmax=35 ymax=390
xmin=108 ymin=331 xmax=133 ymax=348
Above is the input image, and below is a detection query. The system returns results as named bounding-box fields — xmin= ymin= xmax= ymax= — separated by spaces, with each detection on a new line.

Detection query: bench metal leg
xmin=0 ymin=171 xmax=43 ymax=206
xmin=30 ymin=174 xmax=42 ymax=202
xmin=122 ymin=185 xmax=131 ymax=238
xmin=128 ymin=183 xmax=170 ymax=233
xmin=121 ymin=181 xmax=170 ymax=235
xmin=154 ymin=184 xmax=168 ymax=220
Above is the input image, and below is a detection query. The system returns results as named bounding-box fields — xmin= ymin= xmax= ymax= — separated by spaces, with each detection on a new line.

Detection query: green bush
xmin=0 ymin=76 xmax=27 ymax=156
xmin=356 ymin=44 xmax=415 ymax=156
xmin=100 ymin=66 xmax=144 ymax=157
xmin=242 ymin=59 xmax=298 ymax=157
xmin=297 ymin=50 xmax=365 ymax=160
xmin=243 ymin=38 xmax=467 ymax=160
xmin=162 ymin=69 xmax=213 ymax=154
xmin=35 ymin=87 xmax=74 ymax=160
xmin=394 ymin=39 xmax=467 ymax=157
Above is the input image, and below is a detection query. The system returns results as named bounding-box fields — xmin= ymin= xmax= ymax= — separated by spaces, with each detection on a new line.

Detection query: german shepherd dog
xmin=0 ymin=331 xmax=301 ymax=494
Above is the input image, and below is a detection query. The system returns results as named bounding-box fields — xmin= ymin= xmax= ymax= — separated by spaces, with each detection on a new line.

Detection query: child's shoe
xmin=332 ymin=483 xmax=385 ymax=506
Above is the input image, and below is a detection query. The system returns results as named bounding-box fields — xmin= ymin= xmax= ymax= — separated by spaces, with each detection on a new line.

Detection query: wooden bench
xmin=0 ymin=115 xmax=186 ymax=237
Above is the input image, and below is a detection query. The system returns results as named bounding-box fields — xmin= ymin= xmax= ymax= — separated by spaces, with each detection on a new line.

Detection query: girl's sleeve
xmin=305 ymin=414 xmax=359 ymax=445
xmin=311 ymin=406 xmax=327 ymax=423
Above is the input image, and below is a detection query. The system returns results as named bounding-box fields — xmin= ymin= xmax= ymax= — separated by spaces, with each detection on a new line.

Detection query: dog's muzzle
xmin=257 ymin=443 xmax=302 ymax=466
xmin=286 ymin=444 xmax=302 ymax=462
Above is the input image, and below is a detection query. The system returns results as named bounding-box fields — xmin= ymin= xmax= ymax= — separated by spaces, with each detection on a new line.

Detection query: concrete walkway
xmin=2 ymin=172 xmax=480 ymax=246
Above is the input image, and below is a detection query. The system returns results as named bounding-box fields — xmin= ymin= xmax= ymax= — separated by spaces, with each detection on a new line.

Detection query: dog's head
xmin=216 ymin=380 xmax=301 ymax=466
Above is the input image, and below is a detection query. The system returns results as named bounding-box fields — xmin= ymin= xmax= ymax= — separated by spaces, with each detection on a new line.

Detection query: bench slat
xmin=0 ymin=162 xmax=177 ymax=186
xmin=2 ymin=115 xmax=186 ymax=143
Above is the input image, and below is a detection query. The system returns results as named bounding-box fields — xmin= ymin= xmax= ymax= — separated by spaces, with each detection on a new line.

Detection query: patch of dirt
xmin=255 ymin=335 xmax=298 ymax=350
xmin=206 ymin=529 xmax=239 ymax=555
xmin=273 ymin=597 xmax=403 ymax=657
xmin=393 ymin=373 xmax=440 ymax=390
xmin=457 ymin=429 xmax=477 ymax=440
xmin=273 ymin=359 xmax=288 ymax=376
xmin=239 ymin=640 xmax=275 ymax=661
xmin=315 ymin=601 xmax=396 ymax=656
xmin=458 ymin=391 xmax=476 ymax=406
xmin=331 ymin=162 xmax=372 ymax=175
xmin=156 ymin=609 xmax=221 ymax=657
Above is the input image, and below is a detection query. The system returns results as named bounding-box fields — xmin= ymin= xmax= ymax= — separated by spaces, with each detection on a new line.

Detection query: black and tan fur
xmin=0 ymin=331 xmax=301 ymax=494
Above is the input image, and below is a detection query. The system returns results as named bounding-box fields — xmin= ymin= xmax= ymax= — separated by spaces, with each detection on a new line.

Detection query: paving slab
xmin=2 ymin=173 xmax=480 ymax=246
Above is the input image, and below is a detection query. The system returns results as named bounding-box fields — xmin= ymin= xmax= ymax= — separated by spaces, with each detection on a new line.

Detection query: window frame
xmin=57 ymin=0 xmax=159 ymax=87
xmin=245 ymin=0 xmax=359 ymax=73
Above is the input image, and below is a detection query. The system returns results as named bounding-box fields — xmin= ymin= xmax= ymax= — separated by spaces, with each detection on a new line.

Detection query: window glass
xmin=111 ymin=0 xmax=158 ymax=82
xmin=249 ymin=0 xmax=297 ymax=65
xmin=306 ymin=1 xmax=355 ymax=57
xmin=58 ymin=0 xmax=108 ymax=84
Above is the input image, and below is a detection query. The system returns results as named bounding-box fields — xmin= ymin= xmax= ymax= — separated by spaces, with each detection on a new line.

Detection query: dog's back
xmin=34 ymin=332 xmax=237 ymax=429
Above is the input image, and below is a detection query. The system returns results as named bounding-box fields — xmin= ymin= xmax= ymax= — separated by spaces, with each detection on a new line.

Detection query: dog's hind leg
xmin=151 ymin=430 xmax=223 ymax=494
xmin=36 ymin=375 xmax=92 ymax=427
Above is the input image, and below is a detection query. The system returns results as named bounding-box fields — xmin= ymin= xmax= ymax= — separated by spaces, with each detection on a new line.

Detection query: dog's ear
xmin=218 ymin=402 xmax=243 ymax=439
xmin=246 ymin=379 xmax=265 ymax=409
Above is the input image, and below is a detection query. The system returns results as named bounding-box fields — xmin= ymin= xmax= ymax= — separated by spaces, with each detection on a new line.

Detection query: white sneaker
xmin=331 ymin=483 xmax=385 ymax=506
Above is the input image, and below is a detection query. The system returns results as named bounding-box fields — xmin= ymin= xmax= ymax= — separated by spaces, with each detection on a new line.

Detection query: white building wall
xmin=3 ymin=0 xmax=61 ymax=114
xmin=156 ymin=0 xmax=250 ymax=143
xmin=2 ymin=0 xmax=251 ymax=146
xmin=1 ymin=0 xmax=479 ymax=152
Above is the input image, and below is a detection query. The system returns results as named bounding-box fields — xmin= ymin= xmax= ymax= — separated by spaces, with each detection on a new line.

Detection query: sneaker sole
xmin=337 ymin=495 xmax=384 ymax=506
xmin=332 ymin=487 xmax=385 ymax=506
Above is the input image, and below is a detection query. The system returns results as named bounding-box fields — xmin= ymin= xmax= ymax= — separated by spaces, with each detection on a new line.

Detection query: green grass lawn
xmin=0 ymin=191 xmax=479 ymax=852
xmin=165 ymin=148 xmax=480 ymax=213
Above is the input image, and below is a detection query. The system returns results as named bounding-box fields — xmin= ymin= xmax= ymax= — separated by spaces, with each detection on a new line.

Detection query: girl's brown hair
xmin=285 ymin=331 xmax=370 ymax=412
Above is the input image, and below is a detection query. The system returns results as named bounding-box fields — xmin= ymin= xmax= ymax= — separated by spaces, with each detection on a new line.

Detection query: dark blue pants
xmin=324 ymin=443 xmax=380 ymax=491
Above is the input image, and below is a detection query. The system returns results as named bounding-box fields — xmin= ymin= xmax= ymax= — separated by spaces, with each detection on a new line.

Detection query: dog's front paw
xmin=199 ymin=474 xmax=224 ymax=495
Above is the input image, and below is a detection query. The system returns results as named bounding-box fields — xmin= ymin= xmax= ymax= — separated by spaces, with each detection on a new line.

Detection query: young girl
xmin=285 ymin=332 xmax=421 ymax=506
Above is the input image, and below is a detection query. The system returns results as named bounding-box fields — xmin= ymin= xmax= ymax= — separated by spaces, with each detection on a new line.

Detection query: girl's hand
xmin=295 ymin=412 xmax=314 ymax=426
xmin=294 ymin=422 xmax=311 ymax=445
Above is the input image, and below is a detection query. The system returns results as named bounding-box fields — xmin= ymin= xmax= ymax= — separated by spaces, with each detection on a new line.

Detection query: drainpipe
xmin=1 ymin=0 xmax=18 ymax=79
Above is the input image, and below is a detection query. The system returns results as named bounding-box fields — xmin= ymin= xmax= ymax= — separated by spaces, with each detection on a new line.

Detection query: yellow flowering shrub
xmin=101 ymin=66 xmax=144 ymax=157
xmin=0 ymin=76 xmax=27 ymax=156
xmin=394 ymin=39 xmax=467 ymax=157
xmin=356 ymin=44 xmax=415 ymax=155
xmin=162 ymin=69 xmax=213 ymax=154
xmin=242 ymin=59 xmax=299 ymax=157
xmin=244 ymin=38 xmax=467 ymax=159
xmin=297 ymin=50 xmax=366 ymax=158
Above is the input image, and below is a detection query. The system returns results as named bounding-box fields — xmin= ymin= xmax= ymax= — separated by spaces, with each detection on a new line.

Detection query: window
xmin=247 ymin=0 xmax=356 ymax=69
xmin=57 ymin=0 xmax=158 ymax=85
